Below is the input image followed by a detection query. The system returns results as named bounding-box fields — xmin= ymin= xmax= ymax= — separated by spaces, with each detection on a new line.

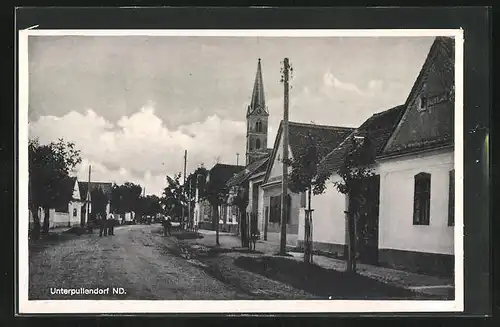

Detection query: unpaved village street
xmin=29 ymin=224 xmax=254 ymax=300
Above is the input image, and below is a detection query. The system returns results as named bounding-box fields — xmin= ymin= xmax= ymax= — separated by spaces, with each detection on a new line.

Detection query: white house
xmin=306 ymin=36 xmax=455 ymax=276
xmin=261 ymin=121 xmax=354 ymax=246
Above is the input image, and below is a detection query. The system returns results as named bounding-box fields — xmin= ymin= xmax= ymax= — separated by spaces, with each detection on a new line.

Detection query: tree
xmin=330 ymin=134 xmax=375 ymax=273
xmin=141 ymin=194 xmax=162 ymax=217
xmin=123 ymin=182 xmax=142 ymax=213
xmin=90 ymin=187 xmax=108 ymax=220
xmin=283 ymin=130 xmax=329 ymax=263
xmin=110 ymin=183 xmax=124 ymax=214
xmin=161 ymin=172 xmax=186 ymax=221
xmin=110 ymin=182 xmax=143 ymax=218
xmin=230 ymin=182 xmax=249 ymax=248
xmin=28 ymin=138 xmax=82 ymax=239
xmin=201 ymin=169 xmax=230 ymax=246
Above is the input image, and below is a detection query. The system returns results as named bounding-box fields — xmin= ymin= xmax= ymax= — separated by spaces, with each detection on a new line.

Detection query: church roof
xmin=317 ymin=105 xmax=405 ymax=177
xmin=247 ymin=59 xmax=268 ymax=116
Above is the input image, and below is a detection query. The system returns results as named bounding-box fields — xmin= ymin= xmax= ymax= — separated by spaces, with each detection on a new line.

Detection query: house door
xmin=250 ymin=212 xmax=259 ymax=237
xmin=350 ymin=174 xmax=380 ymax=265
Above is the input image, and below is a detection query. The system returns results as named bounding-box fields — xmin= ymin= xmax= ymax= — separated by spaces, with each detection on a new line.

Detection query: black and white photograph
xmin=18 ymin=29 xmax=464 ymax=314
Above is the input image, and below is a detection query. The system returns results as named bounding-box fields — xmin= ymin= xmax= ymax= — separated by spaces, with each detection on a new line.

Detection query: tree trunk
xmin=346 ymin=192 xmax=358 ymax=274
xmin=304 ymin=186 xmax=313 ymax=264
xmin=42 ymin=207 xmax=50 ymax=234
xmin=30 ymin=205 xmax=41 ymax=240
xmin=213 ymin=203 xmax=220 ymax=246
xmin=239 ymin=207 xmax=248 ymax=248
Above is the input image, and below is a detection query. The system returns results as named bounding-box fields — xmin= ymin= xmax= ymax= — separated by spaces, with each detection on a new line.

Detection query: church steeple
xmin=247 ymin=58 xmax=268 ymax=117
xmin=246 ymin=59 xmax=269 ymax=165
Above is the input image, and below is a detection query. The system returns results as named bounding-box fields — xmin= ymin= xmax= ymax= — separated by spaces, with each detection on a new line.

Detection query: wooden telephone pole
xmin=280 ymin=58 xmax=290 ymax=256
xmin=182 ymin=150 xmax=187 ymax=228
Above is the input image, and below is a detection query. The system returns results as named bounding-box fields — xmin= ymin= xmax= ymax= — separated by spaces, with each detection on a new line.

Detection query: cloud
xmin=323 ymin=72 xmax=384 ymax=97
xmin=29 ymin=105 xmax=247 ymax=195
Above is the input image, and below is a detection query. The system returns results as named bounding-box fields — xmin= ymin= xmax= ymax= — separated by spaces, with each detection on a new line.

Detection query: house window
xmin=255 ymin=139 xmax=261 ymax=149
xmin=269 ymin=194 xmax=291 ymax=223
xmin=448 ymin=169 xmax=455 ymax=226
xmin=73 ymin=208 xmax=77 ymax=217
xmin=418 ymin=95 xmax=428 ymax=111
xmin=413 ymin=172 xmax=431 ymax=225
xmin=249 ymin=139 xmax=255 ymax=150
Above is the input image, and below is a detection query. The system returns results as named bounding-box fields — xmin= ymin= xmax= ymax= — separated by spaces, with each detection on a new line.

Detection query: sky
xmin=27 ymin=34 xmax=435 ymax=196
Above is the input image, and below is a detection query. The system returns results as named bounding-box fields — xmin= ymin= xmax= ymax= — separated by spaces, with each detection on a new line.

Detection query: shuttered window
xmin=413 ymin=172 xmax=431 ymax=225
xmin=269 ymin=194 xmax=291 ymax=223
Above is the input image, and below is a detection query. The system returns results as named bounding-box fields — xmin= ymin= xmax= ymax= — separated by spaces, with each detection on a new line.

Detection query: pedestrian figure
xmin=99 ymin=213 xmax=108 ymax=237
xmin=107 ymin=212 xmax=115 ymax=236
xmin=163 ymin=216 xmax=172 ymax=236
xmin=162 ymin=217 xmax=168 ymax=236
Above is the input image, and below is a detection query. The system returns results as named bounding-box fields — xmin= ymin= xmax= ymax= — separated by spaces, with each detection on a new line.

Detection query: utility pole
xmin=187 ymin=178 xmax=192 ymax=230
xmin=194 ymin=173 xmax=201 ymax=231
xmin=182 ymin=150 xmax=187 ymax=228
xmin=280 ymin=58 xmax=290 ymax=256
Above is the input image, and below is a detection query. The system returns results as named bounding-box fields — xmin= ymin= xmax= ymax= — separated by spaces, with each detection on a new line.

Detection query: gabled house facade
xmin=306 ymin=36 xmax=455 ymax=276
xmin=376 ymin=36 xmax=455 ymax=276
xmin=261 ymin=121 xmax=354 ymax=246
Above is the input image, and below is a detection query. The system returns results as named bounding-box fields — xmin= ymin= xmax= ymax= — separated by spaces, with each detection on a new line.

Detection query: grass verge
xmin=234 ymin=255 xmax=441 ymax=300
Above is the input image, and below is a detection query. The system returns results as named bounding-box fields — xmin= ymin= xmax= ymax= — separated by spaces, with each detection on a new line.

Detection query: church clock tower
xmin=246 ymin=58 xmax=269 ymax=165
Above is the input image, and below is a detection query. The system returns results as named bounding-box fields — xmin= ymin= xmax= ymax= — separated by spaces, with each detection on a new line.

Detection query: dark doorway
xmin=80 ymin=206 xmax=86 ymax=227
xmin=264 ymin=206 xmax=269 ymax=240
xmin=350 ymin=174 xmax=380 ymax=265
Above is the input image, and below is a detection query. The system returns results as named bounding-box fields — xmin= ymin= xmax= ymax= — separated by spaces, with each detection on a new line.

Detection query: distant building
xmin=199 ymin=163 xmax=244 ymax=232
xmin=29 ymin=178 xmax=113 ymax=229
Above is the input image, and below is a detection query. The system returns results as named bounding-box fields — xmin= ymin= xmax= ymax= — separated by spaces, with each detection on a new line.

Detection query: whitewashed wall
xmin=258 ymin=184 xmax=265 ymax=232
xmin=68 ymin=201 xmax=82 ymax=226
xmin=268 ymin=133 xmax=293 ymax=180
xmin=378 ymin=149 xmax=454 ymax=255
xmin=300 ymin=177 xmax=348 ymax=247
xmin=51 ymin=209 xmax=69 ymax=228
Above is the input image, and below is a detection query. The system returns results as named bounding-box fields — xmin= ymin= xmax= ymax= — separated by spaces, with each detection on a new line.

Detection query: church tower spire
xmin=246 ymin=58 xmax=269 ymax=165
xmin=247 ymin=58 xmax=268 ymax=116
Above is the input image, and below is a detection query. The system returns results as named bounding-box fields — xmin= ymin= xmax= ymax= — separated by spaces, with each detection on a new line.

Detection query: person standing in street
xmin=107 ymin=212 xmax=115 ymax=236
xmin=99 ymin=213 xmax=107 ymax=237
xmin=162 ymin=216 xmax=172 ymax=236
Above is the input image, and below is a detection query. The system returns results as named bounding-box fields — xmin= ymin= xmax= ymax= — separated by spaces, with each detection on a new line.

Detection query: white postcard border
xmin=18 ymin=28 xmax=464 ymax=314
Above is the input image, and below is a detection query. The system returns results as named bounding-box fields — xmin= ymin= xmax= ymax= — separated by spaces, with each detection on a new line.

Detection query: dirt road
xmin=29 ymin=224 xmax=251 ymax=300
